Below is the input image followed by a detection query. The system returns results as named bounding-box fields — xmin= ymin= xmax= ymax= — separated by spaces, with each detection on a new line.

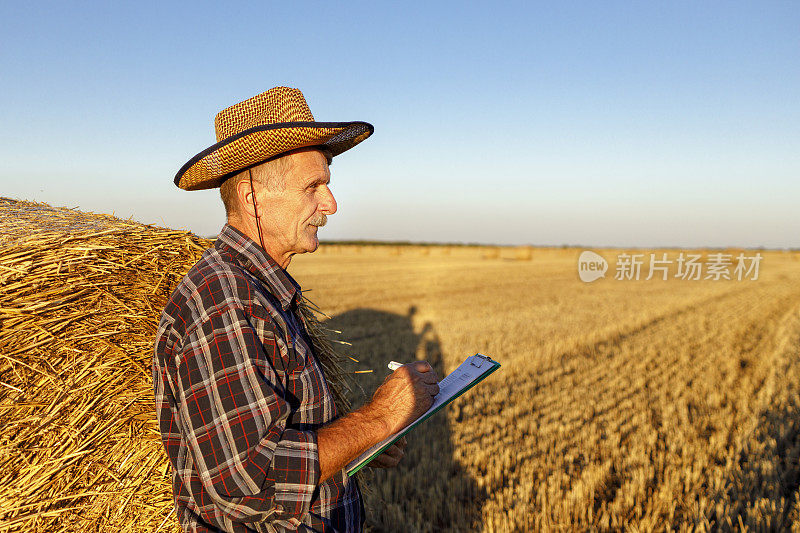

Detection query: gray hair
xmin=219 ymin=147 xmax=333 ymax=218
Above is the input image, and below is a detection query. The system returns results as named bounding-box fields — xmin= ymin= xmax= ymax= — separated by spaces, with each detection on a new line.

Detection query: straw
xmin=0 ymin=197 xmax=371 ymax=532
xmin=0 ymin=198 xmax=209 ymax=532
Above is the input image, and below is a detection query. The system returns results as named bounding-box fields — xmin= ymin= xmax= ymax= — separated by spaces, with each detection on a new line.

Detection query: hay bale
xmin=0 ymin=197 xmax=211 ymax=532
xmin=514 ymin=246 xmax=533 ymax=261
xmin=481 ymin=246 xmax=501 ymax=260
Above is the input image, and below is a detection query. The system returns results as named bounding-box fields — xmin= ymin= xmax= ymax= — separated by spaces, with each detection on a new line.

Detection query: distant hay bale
xmin=515 ymin=246 xmax=533 ymax=261
xmin=481 ymin=246 xmax=501 ymax=260
xmin=0 ymin=198 xmax=211 ymax=532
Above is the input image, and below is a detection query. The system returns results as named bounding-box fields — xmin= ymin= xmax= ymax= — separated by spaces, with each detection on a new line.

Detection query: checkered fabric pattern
xmin=175 ymin=87 xmax=373 ymax=191
xmin=153 ymin=224 xmax=363 ymax=532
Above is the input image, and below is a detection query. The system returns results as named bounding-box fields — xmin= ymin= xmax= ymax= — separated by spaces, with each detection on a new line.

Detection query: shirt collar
xmin=214 ymin=223 xmax=301 ymax=311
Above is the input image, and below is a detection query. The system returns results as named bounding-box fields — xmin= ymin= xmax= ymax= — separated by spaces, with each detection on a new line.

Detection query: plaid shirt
xmin=153 ymin=224 xmax=363 ymax=533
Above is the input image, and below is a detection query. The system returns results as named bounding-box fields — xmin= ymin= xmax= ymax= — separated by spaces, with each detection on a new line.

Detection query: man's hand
xmin=316 ymin=361 xmax=438 ymax=482
xmin=368 ymin=361 xmax=440 ymax=436
xmin=370 ymin=436 xmax=407 ymax=469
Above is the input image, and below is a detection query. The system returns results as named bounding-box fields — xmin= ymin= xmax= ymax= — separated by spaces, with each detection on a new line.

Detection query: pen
xmin=387 ymin=361 xmax=403 ymax=371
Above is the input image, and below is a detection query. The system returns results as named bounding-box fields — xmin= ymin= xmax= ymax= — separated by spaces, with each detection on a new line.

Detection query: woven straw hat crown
xmin=213 ymin=87 xmax=314 ymax=141
xmin=174 ymin=86 xmax=373 ymax=191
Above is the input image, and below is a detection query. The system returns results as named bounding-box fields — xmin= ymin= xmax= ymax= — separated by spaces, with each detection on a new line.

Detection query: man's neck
xmin=227 ymin=217 xmax=293 ymax=269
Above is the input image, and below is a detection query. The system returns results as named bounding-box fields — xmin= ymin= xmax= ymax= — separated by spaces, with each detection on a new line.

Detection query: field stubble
xmin=292 ymin=245 xmax=800 ymax=532
xmin=1 ymin=198 xmax=798 ymax=532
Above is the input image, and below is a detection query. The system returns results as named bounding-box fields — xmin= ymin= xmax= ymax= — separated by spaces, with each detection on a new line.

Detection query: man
xmin=153 ymin=87 xmax=439 ymax=532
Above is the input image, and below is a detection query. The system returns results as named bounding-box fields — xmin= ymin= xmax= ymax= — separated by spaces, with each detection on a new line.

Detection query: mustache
xmin=309 ymin=213 xmax=327 ymax=227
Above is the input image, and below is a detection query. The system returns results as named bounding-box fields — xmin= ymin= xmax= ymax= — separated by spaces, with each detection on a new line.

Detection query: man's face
xmin=255 ymin=149 xmax=336 ymax=263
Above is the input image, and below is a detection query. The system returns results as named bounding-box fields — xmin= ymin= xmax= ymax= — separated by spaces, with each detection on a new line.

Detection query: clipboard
xmin=346 ymin=353 xmax=501 ymax=476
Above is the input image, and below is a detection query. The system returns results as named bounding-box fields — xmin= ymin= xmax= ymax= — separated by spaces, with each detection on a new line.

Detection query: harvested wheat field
xmin=1 ymin=197 xmax=799 ymax=532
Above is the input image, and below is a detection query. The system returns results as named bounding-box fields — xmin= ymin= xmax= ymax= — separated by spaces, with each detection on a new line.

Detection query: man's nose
xmin=320 ymin=185 xmax=337 ymax=215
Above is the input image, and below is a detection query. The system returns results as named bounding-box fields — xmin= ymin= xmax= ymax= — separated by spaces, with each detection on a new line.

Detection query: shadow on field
xmin=325 ymin=307 xmax=486 ymax=533
xmin=705 ymin=385 xmax=800 ymax=529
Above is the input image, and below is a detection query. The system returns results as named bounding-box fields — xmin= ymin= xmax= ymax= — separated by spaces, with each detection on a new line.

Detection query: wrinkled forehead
xmin=284 ymin=148 xmax=331 ymax=179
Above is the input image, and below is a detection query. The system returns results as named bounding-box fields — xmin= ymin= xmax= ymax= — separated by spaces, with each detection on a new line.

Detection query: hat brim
xmin=174 ymin=121 xmax=374 ymax=191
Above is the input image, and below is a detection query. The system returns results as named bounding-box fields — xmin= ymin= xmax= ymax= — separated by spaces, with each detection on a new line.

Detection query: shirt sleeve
xmin=173 ymin=300 xmax=320 ymax=525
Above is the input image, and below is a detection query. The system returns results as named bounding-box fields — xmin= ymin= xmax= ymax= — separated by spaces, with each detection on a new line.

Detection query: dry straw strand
xmin=0 ymin=197 xmax=209 ymax=532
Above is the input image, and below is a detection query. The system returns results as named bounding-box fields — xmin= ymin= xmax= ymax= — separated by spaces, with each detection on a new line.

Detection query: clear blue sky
xmin=1 ymin=1 xmax=797 ymax=247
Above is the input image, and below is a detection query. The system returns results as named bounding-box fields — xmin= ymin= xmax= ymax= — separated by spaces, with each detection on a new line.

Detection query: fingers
xmin=371 ymin=442 xmax=405 ymax=469
xmin=397 ymin=361 xmax=439 ymax=396
xmin=383 ymin=443 xmax=404 ymax=460
xmin=410 ymin=360 xmax=432 ymax=373
xmin=370 ymin=360 xmax=440 ymax=435
xmin=402 ymin=361 xmax=439 ymax=384
xmin=420 ymin=371 xmax=438 ymax=385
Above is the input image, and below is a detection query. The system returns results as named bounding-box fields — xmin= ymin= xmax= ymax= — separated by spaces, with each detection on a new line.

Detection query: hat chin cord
xmin=249 ymin=169 xmax=268 ymax=254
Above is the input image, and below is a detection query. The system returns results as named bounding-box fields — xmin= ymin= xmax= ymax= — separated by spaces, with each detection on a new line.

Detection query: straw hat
xmin=174 ymin=86 xmax=374 ymax=190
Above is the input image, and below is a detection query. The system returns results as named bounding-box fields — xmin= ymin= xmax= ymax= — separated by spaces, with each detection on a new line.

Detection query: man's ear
xmin=235 ymin=175 xmax=258 ymax=219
